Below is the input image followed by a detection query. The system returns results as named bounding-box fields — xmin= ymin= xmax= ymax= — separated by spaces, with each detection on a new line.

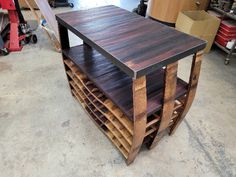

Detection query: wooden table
xmin=56 ymin=5 xmax=206 ymax=165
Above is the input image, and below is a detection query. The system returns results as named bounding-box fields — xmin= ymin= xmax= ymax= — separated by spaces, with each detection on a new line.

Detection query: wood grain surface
xmin=56 ymin=5 xmax=206 ymax=78
xmin=127 ymin=76 xmax=147 ymax=164
xmin=148 ymin=62 xmax=178 ymax=149
xmin=63 ymin=45 xmax=188 ymax=121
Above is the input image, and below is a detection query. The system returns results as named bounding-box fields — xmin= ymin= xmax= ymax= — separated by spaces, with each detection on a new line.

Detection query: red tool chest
xmin=216 ymin=20 xmax=236 ymax=47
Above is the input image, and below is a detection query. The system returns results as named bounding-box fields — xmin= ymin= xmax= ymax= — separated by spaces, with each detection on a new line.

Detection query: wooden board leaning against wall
xmin=147 ymin=0 xmax=210 ymax=24
xmin=23 ymin=0 xmax=61 ymax=51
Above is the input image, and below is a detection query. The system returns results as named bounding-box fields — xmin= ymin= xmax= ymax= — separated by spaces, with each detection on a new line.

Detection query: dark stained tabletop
xmin=56 ymin=5 xmax=206 ymax=78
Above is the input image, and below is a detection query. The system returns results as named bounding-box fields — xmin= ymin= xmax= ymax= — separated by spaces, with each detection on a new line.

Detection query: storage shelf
xmin=63 ymin=44 xmax=188 ymax=121
xmin=214 ymin=41 xmax=236 ymax=55
xmin=210 ymin=5 xmax=236 ymax=64
xmin=211 ymin=6 xmax=236 ymax=21
xmin=63 ymin=52 xmax=186 ymax=159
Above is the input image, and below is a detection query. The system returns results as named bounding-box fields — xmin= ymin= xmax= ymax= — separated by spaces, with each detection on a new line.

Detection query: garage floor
xmin=0 ymin=1 xmax=236 ymax=177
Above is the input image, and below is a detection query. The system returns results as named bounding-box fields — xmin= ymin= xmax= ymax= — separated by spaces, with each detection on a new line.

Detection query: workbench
xmin=56 ymin=5 xmax=206 ymax=165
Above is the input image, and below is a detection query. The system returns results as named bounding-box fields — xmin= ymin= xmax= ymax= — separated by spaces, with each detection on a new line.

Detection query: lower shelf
xmin=63 ymin=57 xmax=186 ymax=160
xmin=62 ymin=45 xmax=188 ymax=120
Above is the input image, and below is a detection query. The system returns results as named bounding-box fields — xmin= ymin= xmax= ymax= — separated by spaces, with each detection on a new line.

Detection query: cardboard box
xmin=19 ymin=0 xmax=38 ymax=9
xmin=202 ymin=35 xmax=215 ymax=53
xmin=176 ymin=10 xmax=221 ymax=53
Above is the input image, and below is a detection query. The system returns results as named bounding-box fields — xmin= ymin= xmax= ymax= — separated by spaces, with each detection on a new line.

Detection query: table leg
xmin=127 ymin=76 xmax=147 ymax=165
xmin=170 ymin=51 xmax=203 ymax=135
xmin=58 ymin=23 xmax=73 ymax=92
xmin=148 ymin=62 xmax=178 ymax=149
xmin=83 ymin=41 xmax=91 ymax=48
xmin=58 ymin=23 xmax=69 ymax=50
xmin=225 ymin=40 xmax=236 ymax=65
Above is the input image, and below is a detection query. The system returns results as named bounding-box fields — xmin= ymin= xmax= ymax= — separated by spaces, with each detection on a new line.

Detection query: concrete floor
xmin=0 ymin=1 xmax=236 ymax=177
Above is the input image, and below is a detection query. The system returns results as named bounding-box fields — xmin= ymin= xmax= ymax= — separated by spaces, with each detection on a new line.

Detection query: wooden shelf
xmin=63 ymin=53 xmax=188 ymax=160
xmin=63 ymin=44 xmax=188 ymax=121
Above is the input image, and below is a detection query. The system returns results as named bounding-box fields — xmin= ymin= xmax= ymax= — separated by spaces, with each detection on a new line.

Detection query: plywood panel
xmin=34 ymin=0 xmax=59 ymax=40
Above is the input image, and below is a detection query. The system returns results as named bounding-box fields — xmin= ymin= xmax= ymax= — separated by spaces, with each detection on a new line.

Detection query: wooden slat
xmin=82 ymin=103 xmax=109 ymax=133
xmin=69 ymin=73 xmax=133 ymax=150
xmin=106 ymin=131 xmax=128 ymax=159
xmin=105 ymin=113 xmax=132 ymax=145
xmin=85 ymin=102 xmax=107 ymax=125
xmin=69 ymin=70 xmax=133 ymax=145
xmin=146 ymin=118 xmax=159 ymax=128
xmin=170 ymin=51 xmax=204 ymax=135
xmin=70 ymin=81 xmax=86 ymax=100
xmin=66 ymin=59 xmax=134 ymax=135
xmin=171 ymin=111 xmax=179 ymax=120
xmin=104 ymin=100 xmax=133 ymax=135
xmin=75 ymin=82 xmax=133 ymax=140
xmin=71 ymin=89 xmax=84 ymax=105
xmin=145 ymin=126 xmax=158 ymax=137
xmin=148 ymin=62 xmax=178 ymax=149
xmin=159 ymin=62 xmax=178 ymax=132
xmin=74 ymin=83 xmax=109 ymax=116
xmin=127 ymin=76 xmax=147 ymax=165
xmin=64 ymin=59 xmax=74 ymax=68
xmin=106 ymin=122 xmax=131 ymax=152
xmin=174 ymin=100 xmax=183 ymax=110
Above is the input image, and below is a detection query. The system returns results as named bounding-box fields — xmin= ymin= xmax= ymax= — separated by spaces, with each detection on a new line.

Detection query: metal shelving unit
xmin=210 ymin=5 xmax=236 ymax=65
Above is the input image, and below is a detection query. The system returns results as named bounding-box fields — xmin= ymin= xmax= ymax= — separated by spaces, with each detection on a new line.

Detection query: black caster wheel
xmin=24 ymin=36 xmax=31 ymax=44
xmin=224 ymin=59 xmax=230 ymax=65
xmin=49 ymin=2 xmax=56 ymax=8
xmin=69 ymin=3 xmax=74 ymax=8
xmin=132 ymin=8 xmax=138 ymax=13
xmin=1 ymin=48 xmax=9 ymax=56
xmin=31 ymin=34 xmax=38 ymax=44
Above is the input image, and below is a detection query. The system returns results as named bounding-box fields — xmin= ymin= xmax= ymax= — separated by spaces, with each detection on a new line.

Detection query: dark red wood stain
xmin=56 ymin=5 xmax=206 ymax=78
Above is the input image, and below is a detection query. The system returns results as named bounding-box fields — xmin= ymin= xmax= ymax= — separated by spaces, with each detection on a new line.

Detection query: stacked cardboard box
xmin=215 ymin=20 xmax=236 ymax=48
xmin=176 ymin=10 xmax=221 ymax=53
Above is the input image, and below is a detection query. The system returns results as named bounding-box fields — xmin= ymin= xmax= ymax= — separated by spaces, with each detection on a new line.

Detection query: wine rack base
xmin=63 ymin=57 xmax=186 ymax=162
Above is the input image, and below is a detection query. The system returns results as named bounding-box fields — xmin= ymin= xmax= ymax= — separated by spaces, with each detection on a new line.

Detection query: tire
xmin=224 ymin=59 xmax=230 ymax=65
xmin=24 ymin=36 xmax=31 ymax=44
xmin=31 ymin=35 xmax=38 ymax=44
xmin=1 ymin=48 xmax=9 ymax=56
xmin=49 ymin=2 xmax=56 ymax=8
xmin=132 ymin=8 xmax=138 ymax=13
xmin=69 ymin=3 xmax=74 ymax=8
